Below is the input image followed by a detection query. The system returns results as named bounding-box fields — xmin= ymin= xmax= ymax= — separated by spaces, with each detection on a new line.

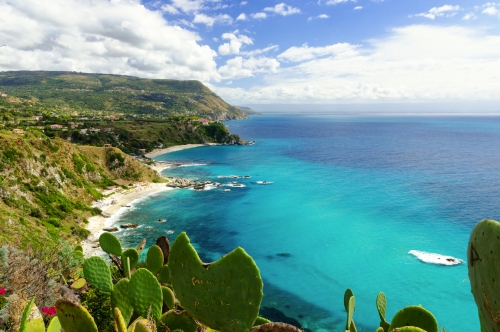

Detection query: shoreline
xmin=82 ymin=143 xmax=215 ymax=257
xmin=81 ymin=183 xmax=174 ymax=257
xmin=145 ymin=143 xmax=219 ymax=159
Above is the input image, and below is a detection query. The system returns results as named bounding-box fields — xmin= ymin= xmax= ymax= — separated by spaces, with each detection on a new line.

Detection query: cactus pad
xmin=114 ymin=307 xmax=128 ymax=332
xmin=83 ymin=256 xmax=113 ymax=292
xmin=169 ymin=232 xmax=263 ymax=332
xmin=146 ymin=245 xmax=164 ymax=275
xmin=129 ymin=268 xmax=163 ymax=320
xmin=389 ymin=306 xmax=437 ymax=332
xmin=75 ymin=244 xmax=84 ymax=252
xmin=46 ymin=316 xmax=62 ymax=332
xmin=346 ymin=295 xmax=355 ymax=331
xmin=122 ymin=248 xmax=140 ymax=272
xmin=254 ymin=316 xmax=272 ymax=326
xmin=112 ymin=278 xmax=134 ymax=325
xmin=158 ymin=265 xmax=171 ymax=284
xmin=468 ymin=218 xmax=500 ymax=332
xmin=99 ymin=232 xmax=122 ymax=256
xmin=159 ymin=310 xmax=198 ymax=332
xmin=71 ymin=278 xmax=87 ymax=289
xmin=344 ymin=288 xmax=354 ymax=312
xmin=55 ymin=299 xmax=98 ymax=332
xmin=162 ymin=286 xmax=175 ymax=309
xmin=392 ymin=327 xmax=427 ymax=332
xmin=375 ymin=328 xmax=384 ymax=332
xmin=376 ymin=292 xmax=387 ymax=322
xmin=134 ymin=321 xmax=154 ymax=332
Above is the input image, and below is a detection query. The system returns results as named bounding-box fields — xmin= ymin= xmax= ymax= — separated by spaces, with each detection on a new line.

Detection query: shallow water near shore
xmin=112 ymin=114 xmax=500 ymax=331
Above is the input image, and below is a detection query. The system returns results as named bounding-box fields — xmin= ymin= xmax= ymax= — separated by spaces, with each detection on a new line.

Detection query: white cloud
xmin=218 ymin=56 xmax=280 ymax=79
xmin=322 ymin=0 xmax=356 ymax=5
xmin=169 ymin=0 xmax=205 ymax=13
xmin=483 ymin=6 xmax=499 ymax=15
xmin=463 ymin=12 xmax=477 ymax=20
xmin=218 ymin=31 xmax=253 ymax=55
xmin=308 ymin=14 xmax=329 ymax=21
xmin=412 ymin=5 xmax=461 ymax=20
xmin=0 ymin=0 xmax=220 ymax=81
xmin=354 ymin=6 xmax=363 ymax=10
xmin=278 ymin=43 xmax=358 ymax=62
xmin=193 ymin=13 xmax=233 ymax=26
xmin=240 ymin=1 xmax=247 ymax=5
xmin=264 ymin=3 xmax=301 ymax=16
xmin=213 ymin=25 xmax=500 ymax=103
xmin=251 ymin=12 xmax=267 ymax=19
xmin=237 ymin=13 xmax=247 ymax=20
xmin=241 ymin=45 xmax=279 ymax=57
xmin=161 ymin=4 xmax=180 ymax=14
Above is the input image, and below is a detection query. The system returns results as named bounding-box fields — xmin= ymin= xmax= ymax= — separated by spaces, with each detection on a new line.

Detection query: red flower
xmin=0 ymin=288 xmax=5 ymax=295
xmin=42 ymin=306 xmax=56 ymax=316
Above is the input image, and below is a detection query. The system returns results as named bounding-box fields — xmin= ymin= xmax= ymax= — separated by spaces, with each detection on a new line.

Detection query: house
xmin=35 ymin=126 xmax=44 ymax=130
xmin=49 ymin=124 xmax=64 ymax=130
xmin=104 ymin=144 xmax=112 ymax=148
xmin=31 ymin=115 xmax=43 ymax=121
xmin=79 ymin=128 xmax=88 ymax=135
xmin=12 ymin=129 xmax=25 ymax=135
xmin=139 ymin=149 xmax=146 ymax=154
xmin=89 ymin=128 xmax=101 ymax=133
xmin=103 ymin=128 xmax=113 ymax=133
xmin=198 ymin=118 xmax=210 ymax=125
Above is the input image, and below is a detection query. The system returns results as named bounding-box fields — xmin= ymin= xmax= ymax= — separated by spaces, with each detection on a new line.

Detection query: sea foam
xmin=408 ymin=250 xmax=464 ymax=266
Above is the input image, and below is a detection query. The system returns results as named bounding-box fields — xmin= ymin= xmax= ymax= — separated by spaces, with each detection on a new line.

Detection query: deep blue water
xmin=112 ymin=114 xmax=500 ymax=331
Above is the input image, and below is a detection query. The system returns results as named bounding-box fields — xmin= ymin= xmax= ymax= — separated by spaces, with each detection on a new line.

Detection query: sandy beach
xmin=145 ymin=143 xmax=218 ymax=158
xmin=81 ymin=183 xmax=174 ymax=257
xmin=82 ymin=143 xmax=216 ymax=257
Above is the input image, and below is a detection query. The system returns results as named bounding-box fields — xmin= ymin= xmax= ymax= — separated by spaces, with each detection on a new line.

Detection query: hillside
xmin=0 ymin=135 xmax=165 ymax=248
xmin=0 ymin=71 xmax=248 ymax=120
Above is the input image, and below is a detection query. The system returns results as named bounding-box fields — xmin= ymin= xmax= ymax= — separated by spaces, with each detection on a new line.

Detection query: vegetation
xmin=0 ymin=135 xmax=164 ymax=248
xmin=0 ymin=71 xmax=248 ymax=120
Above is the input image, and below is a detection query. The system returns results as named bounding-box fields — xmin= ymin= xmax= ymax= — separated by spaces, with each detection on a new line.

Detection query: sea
xmin=111 ymin=114 xmax=500 ymax=331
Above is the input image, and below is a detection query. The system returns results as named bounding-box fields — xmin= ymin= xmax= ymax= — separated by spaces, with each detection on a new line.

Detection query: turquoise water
xmin=112 ymin=115 xmax=500 ymax=331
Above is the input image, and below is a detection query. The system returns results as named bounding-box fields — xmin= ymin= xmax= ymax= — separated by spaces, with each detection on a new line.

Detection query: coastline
xmin=82 ymin=143 xmax=214 ymax=257
xmin=145 ymin=143 xmax=218 ymax=159
xmin=81 ymin=183 xmax=174 ymax=257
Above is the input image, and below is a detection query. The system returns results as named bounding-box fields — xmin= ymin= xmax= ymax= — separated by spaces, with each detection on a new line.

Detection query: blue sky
xmin=0 ymin=0 xmax=499 ymax=105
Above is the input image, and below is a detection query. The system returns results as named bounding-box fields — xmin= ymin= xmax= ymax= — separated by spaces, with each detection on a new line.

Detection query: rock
xmin=103 ymin=227 xmax=119 ymax=232
xmin=101 ymin=212 xmax=111 ymax=218
xmin=120 ymin=223 xmax=139 ymax=229
xmin=166 ymin=178 xmax=196 ymax=188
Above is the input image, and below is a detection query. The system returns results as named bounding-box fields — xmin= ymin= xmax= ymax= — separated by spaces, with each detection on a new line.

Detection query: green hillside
xmin=0 ymin=71 xmax=248 ymax=120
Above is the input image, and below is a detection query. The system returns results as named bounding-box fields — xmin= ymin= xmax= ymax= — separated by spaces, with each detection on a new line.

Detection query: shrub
xmin=80 ymin=288 xmax=114 ymax=332
xmin=47 ymin=218 xmax=61 ymax=227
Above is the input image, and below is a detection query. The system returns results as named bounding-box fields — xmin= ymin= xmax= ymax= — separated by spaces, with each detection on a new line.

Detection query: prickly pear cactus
xmin=100 ymin=232 xmax=122 ymax=256
xmin=134 ymin=321 xmax=154 ymax=332
xmin=376 ymin=292 xmax=390 ymax=332
xmin=161 ymin=286 xmax=175 ymax=309
xmin=75 ymin=244 xmax=84 ymax=252
xmin=392 ymin=327 xmax=427 ymax=332
xmin=114 ymin=307 xmax=128 ymax=332
xmin=83 ymin=256 xmax=113 ymax=292
xmin=112 ymin=278 xmax=134 ymax=325
xmin=346 ymin=294 xmax=356 ymax=332
xmin=129 ymin=268 xmax=163 ymax=320
xmin=158 ymin=310 xmax=198 ymax=332
xmin=19 ymin=297 xmax=44 ymax=332
xmin=169 ymin=232 xmax=263 ymax=332
xmin=389 ymin=306 xmax=437 ymax=332
xmin=71 ymin=278 xmax=87 ymax=290
xmin=55 ymin=299 xmax=98 ymax=332
xmin=128 ymin=318 xmax=149 ymax=332
xmin=157 ymin=265 xmax=170 ymax=284
xmin=468 ymin=218 xmax=500 ymax=332
xmin=344 ymin=288 xmax=354 ymax=312
xmin=122 ymin=248 xmax=139 ymax=273
xmin=146 ymin=245 xmax=164 ymax=275
xmin=375 ymin=328 xmax=384 ymax=332
xmin=46 ymin=316 xmax=61 ymax=332
xmin=254 ymin=316 xmax=272 ymax=326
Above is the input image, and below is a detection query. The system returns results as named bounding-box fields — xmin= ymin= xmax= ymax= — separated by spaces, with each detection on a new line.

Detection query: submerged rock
xmin=103 ymin=227 xmax=119 ymax=232
xmin=120 ymin=223 xmax=139 ymax=229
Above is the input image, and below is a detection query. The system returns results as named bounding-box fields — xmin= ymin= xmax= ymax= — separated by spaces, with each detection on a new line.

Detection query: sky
xmin=0 ymin=0 xmax=499 ymax=106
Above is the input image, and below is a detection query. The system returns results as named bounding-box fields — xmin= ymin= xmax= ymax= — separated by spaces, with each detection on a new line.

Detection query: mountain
xmin=235 ymin=106 xmax=262 ymax=115
xmin=0 ymin=71 xmax=248 ymax=120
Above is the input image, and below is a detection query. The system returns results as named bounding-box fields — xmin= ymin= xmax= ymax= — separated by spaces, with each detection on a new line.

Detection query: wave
xmin=256 ymin=181 xmax=273 ymax=185
xmin=408 ymin=250 xmax=464 ymax=266
xmin=179 ymin=163 xmax=207 ymax=167
xmin=224 ymin=183 xmax=246 ymax=188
